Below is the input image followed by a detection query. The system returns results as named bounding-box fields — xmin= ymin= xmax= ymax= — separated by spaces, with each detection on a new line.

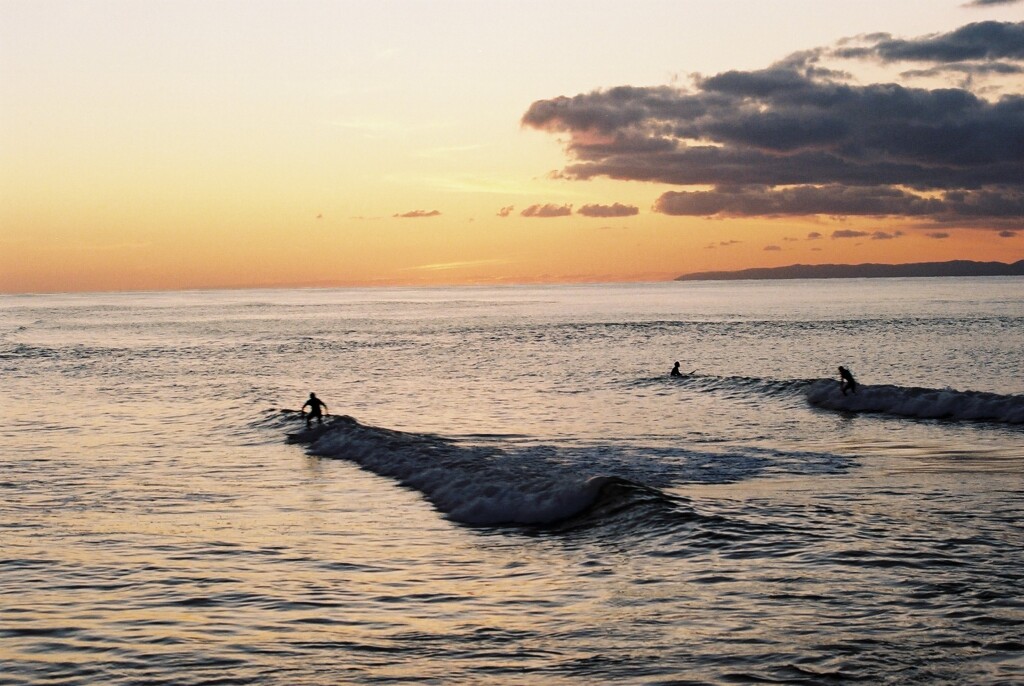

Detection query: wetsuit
xmin=839 ymin=367 xmax=857 ymax=395
xmin=302 ymin=395 xmax=328 ymax=427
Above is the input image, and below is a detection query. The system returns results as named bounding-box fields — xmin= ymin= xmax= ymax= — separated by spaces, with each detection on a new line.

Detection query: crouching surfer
xmin=838 ymin=366 xmax=858 ymax=395
xmin=302 ymin=392 xmax=329 ymax=428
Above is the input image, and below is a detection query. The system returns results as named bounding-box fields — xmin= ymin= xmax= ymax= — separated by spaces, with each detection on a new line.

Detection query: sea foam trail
xmin=805 ymin=380 xmax=1024 ymax=424
xmin=286 ymin=415 xmax=632 ymax=526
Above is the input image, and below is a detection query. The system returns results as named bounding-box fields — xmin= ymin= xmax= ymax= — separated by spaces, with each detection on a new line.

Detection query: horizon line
xmin=4 ymin=258 xmax=1023 ymax=297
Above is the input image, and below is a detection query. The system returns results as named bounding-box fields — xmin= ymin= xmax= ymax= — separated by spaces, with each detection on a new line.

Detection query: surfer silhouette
xmin=302 ymin=392 xmax=328 ymax=428
xmin=838 ymin=366 xmax=858 ymax=395
xmin=671 ymin=361 xmax=682 ymax=377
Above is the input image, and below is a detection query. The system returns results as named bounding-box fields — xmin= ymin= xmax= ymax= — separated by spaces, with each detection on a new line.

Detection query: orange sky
xmin=2 ymin=1 xmax=1022 ymax=294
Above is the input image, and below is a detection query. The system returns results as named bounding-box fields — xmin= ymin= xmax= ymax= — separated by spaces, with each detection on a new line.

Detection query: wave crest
xmin=286 ymin=416 xmax=667 ymax=526
xmin=805 ymin=380 xmax=1024 ymax=424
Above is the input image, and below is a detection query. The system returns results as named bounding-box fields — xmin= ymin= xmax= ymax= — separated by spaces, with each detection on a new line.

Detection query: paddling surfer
xmin=302 ymin=392 xmax=329 ymax=428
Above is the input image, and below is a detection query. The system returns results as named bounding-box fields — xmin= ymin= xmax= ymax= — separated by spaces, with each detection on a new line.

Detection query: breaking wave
xmin=804 ymin=380 xmax=1024 ymax=424
xmin=662 ymin=372 xmax=1024 ymax=424
xmin=282 ymin=413 xmax=688 ymax=527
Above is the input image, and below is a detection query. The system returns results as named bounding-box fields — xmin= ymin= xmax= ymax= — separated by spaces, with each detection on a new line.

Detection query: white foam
xmin=805 ymin=380 xmax=1024 ymax=424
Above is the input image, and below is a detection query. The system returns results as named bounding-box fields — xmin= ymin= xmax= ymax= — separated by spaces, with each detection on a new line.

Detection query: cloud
xmin=497 ymin=205 xmax=515 ymax=217
xmin=832 ymin=229 xmax=870 ymax=239
xmin=926 ymin=231 xmax=952 ymax=238
xmin=764 ymin=244 xmax=782 ymax=251
xmin=998 ymin=229 xmax=1019 ymax=236
xmin=394 ymin=209 xmax=441 ymax=218
xmin=965 ymin=0 xmax=1022 ymax=6
xmin=871 ymin=230 xmax=905 ymax=239
xmin=654 ymin=185 xmax=948 ymax=217
xmin=403 ymin=259 xmax=512 ymax=273
xmin=834 ymin=21 xmax=1024 ymax=63
xmin=522 ymin=21 xmax=1024 ymax=227
xmin=807 ymin=231 xmax=823 ymax=240
xmin=521 ymin=203 xmax=573 ymax=218
xmin=577 ymin=202 xmax=639 ymax=217
xmin=901 ymin=62 xmax=1024 ymax=79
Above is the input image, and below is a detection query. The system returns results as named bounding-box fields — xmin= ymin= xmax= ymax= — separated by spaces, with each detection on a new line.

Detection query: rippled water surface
xmin=1 ymin=279 xmax=1023 ymax=684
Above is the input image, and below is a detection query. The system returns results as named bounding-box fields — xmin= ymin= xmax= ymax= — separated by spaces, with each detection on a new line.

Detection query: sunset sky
xmin=3 ymin=0 xmax=1023 ymax=293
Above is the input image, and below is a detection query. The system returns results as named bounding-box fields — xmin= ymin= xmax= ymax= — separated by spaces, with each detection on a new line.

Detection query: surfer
xmin=838 ymin=366 xmax=858 ymax=395
xmin=671 ymin=361 xmax=682 ymax=377
xmin=302 ymin=392 xmax=329 ymax=428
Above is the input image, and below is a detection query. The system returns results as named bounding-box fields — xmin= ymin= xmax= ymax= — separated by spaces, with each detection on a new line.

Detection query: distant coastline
xmin=676 ymin=259 xmax=1024 ymax=281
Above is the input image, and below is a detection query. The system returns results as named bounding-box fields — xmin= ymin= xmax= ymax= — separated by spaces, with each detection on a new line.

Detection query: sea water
xmin=1 ymin=278 xmax=1022 ymax=685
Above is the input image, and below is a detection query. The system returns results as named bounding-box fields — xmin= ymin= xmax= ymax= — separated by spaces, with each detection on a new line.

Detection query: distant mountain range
xmin=675 ymin=259 xmax=1024 ymax=281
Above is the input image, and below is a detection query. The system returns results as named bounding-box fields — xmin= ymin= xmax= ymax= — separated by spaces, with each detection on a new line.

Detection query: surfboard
xmin=286 ymin=424 xmax=330 ymax=443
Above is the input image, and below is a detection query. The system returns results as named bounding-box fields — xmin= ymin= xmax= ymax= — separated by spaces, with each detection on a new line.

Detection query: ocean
xmin=1 ymin=278 xmax=1022 ymax=685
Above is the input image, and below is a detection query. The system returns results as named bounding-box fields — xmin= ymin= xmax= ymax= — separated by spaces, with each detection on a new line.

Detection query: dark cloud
xmin=577 ymin=202 xmax=639 ymax=217
xmin=832 ymin=229 xmax=871 ymax=238
xmin=926 ymin=231 xmax=952 ymax=238
xmin=497 ymin=205 xmax=515 ymax=217
xmin=901 ymin=62 xmax=1024 ymax=79
xmin=835 ymin=21 xmax=1024 ymax=63
xmin=764 ymin=244 xmax=782 ymax=251
xmin=965 ymin=0 xmax=1022 ymax=6
xmin=871 ymin=230 xmax=904 ymax=239
xmin=655 ymin=185 xmax=950 ymax=217
xmin=521 ymin=21 xmax=1024 ymax=227
xmin=521 ymin=203 xmax=573 ymax=218
xmin=999 ymin=229 xmax=1019 ymax=236
xmin=807 ymin=231 xmax=823 ymax=240
xmin=394 ymin=210 xmax=441 ymax=218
